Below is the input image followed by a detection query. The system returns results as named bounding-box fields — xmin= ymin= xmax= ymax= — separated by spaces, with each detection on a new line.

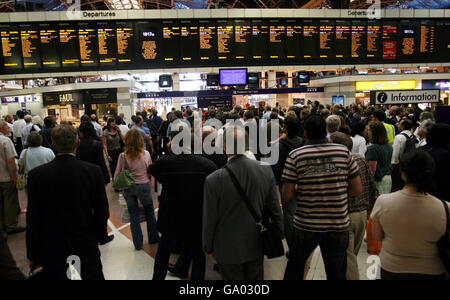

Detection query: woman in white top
xmin=350 ymin=121 xmax=367 ymax=156
xmin=371 ymin=150 xmax=449 ymax=280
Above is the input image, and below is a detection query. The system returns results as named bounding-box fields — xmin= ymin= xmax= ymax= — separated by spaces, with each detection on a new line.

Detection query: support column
xmin=267 ymin=71 xmax=277 ymax=107
xmin=117 ymin=87 xmax=134 ymax=125
xmin=172 ymin=73 xmax=181 ymax=110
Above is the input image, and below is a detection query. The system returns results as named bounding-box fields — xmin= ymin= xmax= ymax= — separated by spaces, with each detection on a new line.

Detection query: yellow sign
xmin=356 ymin=80 xmax=416 ymax=91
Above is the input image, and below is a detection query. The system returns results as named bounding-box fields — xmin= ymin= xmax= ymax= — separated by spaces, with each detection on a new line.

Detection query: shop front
xmin=1 ymin=94 xmax=42 ymax=117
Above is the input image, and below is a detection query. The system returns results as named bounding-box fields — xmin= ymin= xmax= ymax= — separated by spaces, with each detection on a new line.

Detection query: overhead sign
xmin=422 ymin=79 xmax=450 ymax=91
xmin=356 ymin=80 xmax=416 ymax=91
xmin=370 ymin=89 xmax=440 ymax=105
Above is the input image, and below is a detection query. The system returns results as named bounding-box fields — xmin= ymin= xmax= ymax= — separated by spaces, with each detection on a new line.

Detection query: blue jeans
xmin=284 ymin=229 xmax=349 ymax=280
xmin=123 ymin=183 xmax=159 ymax=250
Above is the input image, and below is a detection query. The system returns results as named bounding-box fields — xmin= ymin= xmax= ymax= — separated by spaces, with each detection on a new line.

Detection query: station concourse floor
xmin=7 ymin=183 xmax=371 ymax=280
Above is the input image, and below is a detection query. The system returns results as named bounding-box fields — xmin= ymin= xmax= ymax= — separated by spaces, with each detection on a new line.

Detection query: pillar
xmin=172 ymin=73 xmax=181 ymax=110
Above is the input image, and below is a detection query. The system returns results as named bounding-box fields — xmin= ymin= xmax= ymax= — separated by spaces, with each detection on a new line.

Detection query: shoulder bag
xmin=437 ymin=200 xmax=450 ymax=275
xmin=224 ymin=165 xmax=284 ymax=259
xmin=17 ymin=150 xmax=27 ymax=190
xmin=112 ymin=153 xmax=135 ymax=191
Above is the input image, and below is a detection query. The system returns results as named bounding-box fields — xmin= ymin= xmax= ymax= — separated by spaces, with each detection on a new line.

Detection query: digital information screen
xmin=39 ymin=23 xmax=60 ymax=68
xmin=199 ymin=20 xmax=216 ymax=62
xmin=234 ymin=20 xmax=251 ymax=61
xmin=335 ymin=20 xmax=350 ymax=59
xmin=420 ymin=20 xmax=435 ymax=56
xmin=180 ymin=20 xmax=199 ymax=62
xmin=286 ymin=20 xmax=301 ymax=61
xmin=0 ymin=24 xmax=23 ymax=70
xmin=382 ymin=22 xmax=397 ymax=60
xmin=78 ymin=23 xmax=98 ymax=67
xmin=251 ymin=20 xmax=269 ymax=61
xmin=59 ymin=23 xmax=79 ymax=67
xmin=351 ymin=20 xmax=366 ymax=58
xmin=20 ymin=24 xmax=41 ymax=69
xmin=137 ymin=21 xmax=159 ymax=65
xmin=303 ymin=20 xmax=318 ymax=59
xmin=116 ymin=22 xmax=135 ymax=66
xmin=217 ymin=20 xmax=233 ymax=61
xmin=162 ymin=21 xmax=180 ymax=63
xmin=319 ymin=20 xmax=334 ymax=59
xmin=367 ymin=20 xmax=381 ymax=59
xmin=220 ymin=68 xmax=247 ymax=86
xmin=269 ymin=20 xmax=285 ymax=60
xmin=97 ymin=22 xmax=117 ymax=67
xmin=399 ymin=20 xmax=419 ymax=58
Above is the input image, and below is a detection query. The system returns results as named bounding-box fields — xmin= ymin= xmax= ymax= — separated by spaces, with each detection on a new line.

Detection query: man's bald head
xmin=24 ymin=115 xmax=32 ymax=123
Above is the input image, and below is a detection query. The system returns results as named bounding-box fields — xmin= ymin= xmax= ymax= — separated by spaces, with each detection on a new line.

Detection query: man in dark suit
xmin=26 ymin=125 xmax=110 ymax=280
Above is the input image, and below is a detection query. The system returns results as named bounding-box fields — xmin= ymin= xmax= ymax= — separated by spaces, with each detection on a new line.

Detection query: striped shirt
xmin=282 ymin=143 xmax=360 ymax=232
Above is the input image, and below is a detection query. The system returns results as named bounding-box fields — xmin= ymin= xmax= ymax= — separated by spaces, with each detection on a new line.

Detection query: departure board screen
xmin=162 ymin=21 xmax=180 ymax=63
xmin=351 ymin=20 xmax=366 ymax=58
xmin=269 ymin=20 xmax=285 ymax=60
xmin=303 ymin=20 xmax=318 ymax=59
xmin=217 ymin=20 xmax=233 ymax=62
xmin=251 ymin=20 xmax=269 ymax=61
xmin=59 ymin=23 xmax=79 ymax=67
xmin=382 ymin=21 xmax=397 ymax=60
xmin=420 ymin=20 xmax=435 ymax=56
xmin=199 ymin=20 xmax=216 ymax=62
xmin=319 ymin=20 xmax=334 ymax=59
xmin=335 ymin=20 xmax=350 ymax=59
xmin=78 ymin=22 xmax=98 ymax=67
xmin=436 ymin=20 xmax=450 ymax=60
xmin=367 ymin=20 xmax=381 ymax=59
xmin=39 ymin=23 xmax=60 ymax=68
xmin=116 ymin=21 xmax=135 ymax=66
xmin=136 ymin=21 xmax=160 ymax=65
xmin=399 ymin=20 xmax=419 ymax=58
xmin=234 ymin=20 xmax=251 ymax=61
xmin=19 ymin=24 xmax=41 ymax=69
xmin=180 ymin=20 xmax=199 ymax=62
xmin=97 ymin=22 xmax=117 ymax=67
xmin=285 ymin=20 xmax=301 ymax=61
xmin=0 ymin=24 xmax=23 ymax=70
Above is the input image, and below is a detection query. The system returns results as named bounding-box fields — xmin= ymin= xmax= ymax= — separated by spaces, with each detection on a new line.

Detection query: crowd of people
xmin=0 ymin=99 xmax=449 ymax=280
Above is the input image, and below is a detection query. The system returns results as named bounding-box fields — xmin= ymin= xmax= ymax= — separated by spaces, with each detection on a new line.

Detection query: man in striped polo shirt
xmin=282 ymin=115 xmax=362 ymax=280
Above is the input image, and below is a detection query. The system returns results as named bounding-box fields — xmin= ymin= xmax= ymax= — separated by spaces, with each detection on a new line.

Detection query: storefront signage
xmin=197 ymin=96 xmax=233 ymax=109
xmin=43 ymin=91 xmax=82 ymax=106
xmin=422 ymin=80 xmax=450 ymax=91
xmin=82 ymin=88 xmax=117 ymax=104
xmin=43 ymin=89 xmax=116 ymax=106
xmin=356 ymin=80 xmax=416 ymax=91
xmin=370 ymin=89 xmax=440 ymax=105
xmin=1 ymin=95 xmax=36 ymax=103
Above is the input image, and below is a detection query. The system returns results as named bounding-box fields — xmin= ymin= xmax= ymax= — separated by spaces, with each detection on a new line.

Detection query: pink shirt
xmin=114 ymin=151 xmax=152 ymax=184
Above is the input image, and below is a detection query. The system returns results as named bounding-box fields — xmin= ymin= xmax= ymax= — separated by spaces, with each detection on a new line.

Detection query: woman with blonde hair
xmin=114 ymin=129 xmax=159 ymax=250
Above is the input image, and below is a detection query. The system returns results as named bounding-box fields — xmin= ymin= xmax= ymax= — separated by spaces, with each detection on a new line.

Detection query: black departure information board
xmin=303 ymin=20 xmax=318 ymax=59
xmin=0 ymin=24 xmax=23 ymax=70
xmin=351 ymin=20 xmax=366 ymax=59
xmin=382 ymin=21 xmax=397 ymax=60
xmin=285 ymin=20 xmax=301 ymax=61
xmin=19 ymin=24 xmax=41 ymax=69
xmin=436 ymin=20 xmax=450 ymax=60
xmin=269 ymin=20 xmax=285 ymax=61
xmin=217 ymin=20 xmax=233 ymax=62
xmin=319 ymin=20 xmax=334 ymax=59
xmin=59 ymin=23 xmax=79 ymax=68
xmin=116 ymin=21 xmax=135 ymax=66
xmin=162 ymin=20 xmax=180 ymax=63
xmin=180 ymin=20 xmax=199 ymax=62
xmin=97 ymin=22 xmax=117 ymax=67
xmin=335 ymin=20 xmax=350 ymax=59
xmin=137 ymin=21 xmax=160 ymax=65
xmin=251 ymin=19 xmax=268 ymax=61
xmin=234 ymin=19 xmax=251 ymax=61
xmin=199 ymin=20 xmax=216 ymax=62
xmin=78 ymin=22 xmax=98 ymax=67
xmin=420 ymin=20 xmax=435 ymax=56
xmin=399 ymin=20 xmax=419 ymax=58
xmin=39 ymin=23 xmax=60 ymax=68
xmin=367 ymin=20 xmax=381 ymax=59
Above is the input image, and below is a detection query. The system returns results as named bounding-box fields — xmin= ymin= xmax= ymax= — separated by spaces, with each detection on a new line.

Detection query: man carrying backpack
xmin=391 ymin=119 xmax=418 ymax=192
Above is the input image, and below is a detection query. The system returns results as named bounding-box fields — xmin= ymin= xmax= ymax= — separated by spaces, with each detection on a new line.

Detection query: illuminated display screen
xmin=137 ymin=21 xmax=159 ymax=65
xmin=367 ymin=20 xmax=381 ymax=59
xmin=351 ymin=20 xmax=366 ymax=58
xmin=217 ymin=20 xmax=233 ymax=61
xmin=39 ymin=23 xmax=60 ymax=68
xmin=319 ymin=20 xmax=334 ymax=59
xmin=59 ymin=23 xmax=80 ymax=67
xmin=285 ymin=20 xmax=302 ymax=61
xmin=0 ymin=24 xmax=23 ymax=70
xmin=20 ymin=24 xmax=41 ymax=69
xmin=382 ymin=22 xmax=397 ymax=60
xmin=116 ymin=21 xmax=135 ymax=66
xmin=251 ymin=20 xmax=269 ymax=61
xmin=78 ymin=22 xmax=98 ymax=67
xmin=399 ymin=20 xmax=419 ymax=58
xmin=335 ymin=20 xmax=350 ymax=59
xmin=199 ymin=20 xmax=216 ymax=62
xmin=420 ymin=20 xmax=435 ymax=55
xmin=234 ymin=20 xmax=251 ymax=61
xmin=180 ymin=20 xmax=199 ymax=62
xmin=97 ymin=22 xmax=117 ymax=67
xmin=269 ymin=20 xmax=285 ymax=60
xmin=162 ymin=21 xmax=180 ymax=63
xmin=303 ymin=20 xmax=318 ymax=59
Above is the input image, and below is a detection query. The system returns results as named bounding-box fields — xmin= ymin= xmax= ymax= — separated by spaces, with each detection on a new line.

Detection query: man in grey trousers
xmin=202 ymin=127 xmax=283 ymax=280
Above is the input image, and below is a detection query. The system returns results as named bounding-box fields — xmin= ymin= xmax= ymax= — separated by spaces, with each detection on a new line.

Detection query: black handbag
xmin=437 ymin=200 xmax=450 ymax=275
xmin=225 ymin=166 xmax=285 ymax=259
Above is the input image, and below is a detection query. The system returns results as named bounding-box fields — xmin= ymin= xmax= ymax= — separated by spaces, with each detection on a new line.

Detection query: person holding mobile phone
xmin=102 ymin=118 xmax=125 ymax=178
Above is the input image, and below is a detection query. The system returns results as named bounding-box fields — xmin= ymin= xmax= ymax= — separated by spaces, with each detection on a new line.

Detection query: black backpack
xmin=401 ymin=133 xmax=418 ymax=157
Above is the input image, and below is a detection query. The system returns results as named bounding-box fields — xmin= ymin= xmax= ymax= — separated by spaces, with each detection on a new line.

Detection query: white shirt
xmin=0 ymin=133 xmax=17 ymax=182
xmin=21 ymin=123 xmax=41 ymax=147
xmin=351 ymin=134 xmax=367 ymax=156
xmin=18 ymin=146 xmax=55 ymax=177
xmin=391 ymin=130 xmax=413 ymax=165
xmin=12 ymin=119 xmax=26 ymax=142
xmin=92 ymin=121 xmax=103 ymax=138
xmin=118 ymin=124 xmax=129 ymax=136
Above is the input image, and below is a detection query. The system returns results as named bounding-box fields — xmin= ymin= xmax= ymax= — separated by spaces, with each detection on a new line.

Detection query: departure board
xmin=319 ymin=20 xmax=334 ymax=59
xmin=39 ymin=23 xmax=60 ymax=68
xmin=0 ymin=24 xmax=23 ymax=70
xmin=116 ymin=21 xmax=135 ymax=66
xmin=137 ymin=21 xmax=160 ymax=65
xmin=162 ymin=21 xmax=180 ymax=63
xmin=251 ymin=20 xmax=269 ymax=61
xmin=420 ymin=20 xmax=435 ymax=55
xmin=382 ymin=21 xmax=397 ymax=60
xmin=351 ymin=20 xmax=366 ymax=58
xmin=199 ymin=20 xmax=216 ymax=62
xmin=399 ymin=20 xmax=419 ymax=58
xmin=217 ymin=20 xmax=233 ymax=61
xmin=59 ymin=23 xmax=79 ymax=67
xmin=234 ymin=20 xmax=251 ymax=61
xmin=303 ymin=20 xmax=318 ymax=59
xmin=367 ymin=20 xmax=381 ymax=59
xmin=436 ymin=20 xmax=450 ymax=60
xmin=97 ymin=22 xmax=117 ymax=67
xmin=269 ymin=20 xmax=285 ymax=60
xmin=19 ymin=24 xmax=41 ymax=69
xmin=78 ymin=23 xmax=98 ymax=67
xmin=335 ymin=20 xmax=350 ymax=59
xmin=180 ymin=20 xmax=199 ymax=62
xmin=285 ymin=20 xmax=301 ymax=61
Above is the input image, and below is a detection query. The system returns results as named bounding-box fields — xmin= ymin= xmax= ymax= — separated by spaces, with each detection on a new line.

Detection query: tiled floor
xmin=7 ymin=183 xmax=373 ymax=280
